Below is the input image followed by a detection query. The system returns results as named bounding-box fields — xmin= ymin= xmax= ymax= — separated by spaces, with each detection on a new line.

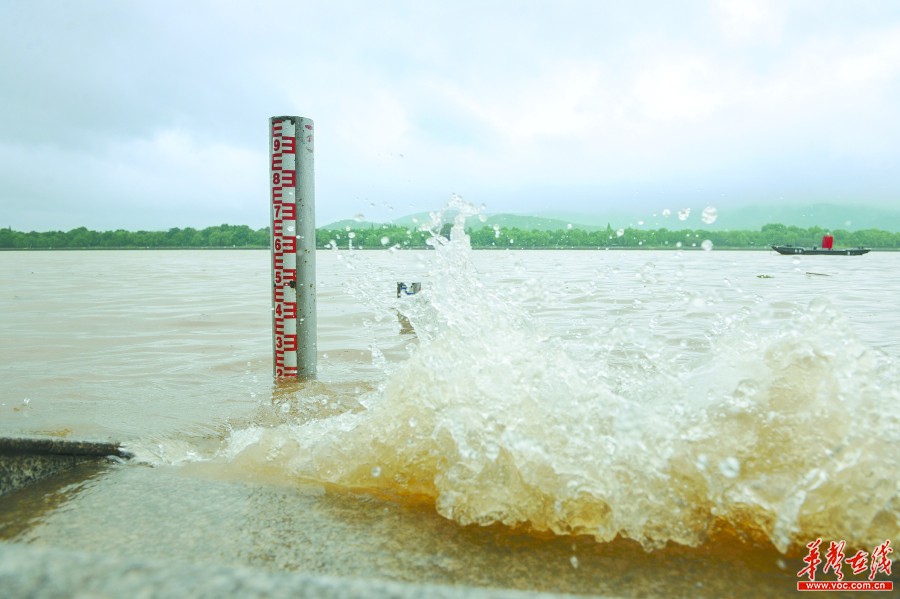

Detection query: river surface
xmin=1 ymin=223 xmax=898 ymax=596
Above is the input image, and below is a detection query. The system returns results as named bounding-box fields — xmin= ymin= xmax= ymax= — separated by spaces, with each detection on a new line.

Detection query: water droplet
xmin=371 ymin=466 xmax=382 ymax=478
xmin=353 ymin=213 xmax=365 ymax=222
xmin=380 ymin=236 xmax=390 ymax=245
xmin=718 ymin=457 xmax=741 ymax=478
xmin=675 ymin=241 xmax=682 ymax=248
xmin=701 ymin=206 xmax=718 ymax=224
xmin=22 ymin=398 xmax=30 ymax=406
xmin=637 ymin=220 xmax=644 ymax=226
xmin=345 ymin=225 xmax=351 ymax=231
xmin=701 ymin=239 xmax=713 ymax=251
xmin=662 ymin=208 xmax=671 ymax=217
xmin=678 ymin=208 xmax=691 ymax=221
xmin=567 ymin=223 xmax=573 ymax=230
xmin=734 ymin=379 xmax=759 ymax=399
xmin=348 ymin=232 xmax=356 ymax=239
xmin=569 ymin=555 xmax=580 ymax=569
xmin=616 ymin=228 xmax=625 ymax=237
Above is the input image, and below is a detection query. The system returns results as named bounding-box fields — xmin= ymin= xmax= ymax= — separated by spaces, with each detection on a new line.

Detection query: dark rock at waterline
xmin=0 ymin=437 xmax=130 ymax=496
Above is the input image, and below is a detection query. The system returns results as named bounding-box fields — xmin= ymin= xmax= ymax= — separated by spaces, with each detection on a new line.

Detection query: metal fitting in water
xmin=396 ymin=282 xmax=421 ymax=298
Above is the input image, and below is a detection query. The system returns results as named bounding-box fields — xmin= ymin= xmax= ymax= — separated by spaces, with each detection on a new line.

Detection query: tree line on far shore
xmin=0 ymin=224 xmax=269 ymax=249
xmin=2 ymin=223 xmax=899 ymax=250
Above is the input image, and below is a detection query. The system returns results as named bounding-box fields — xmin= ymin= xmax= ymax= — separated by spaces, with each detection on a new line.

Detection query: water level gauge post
xmin=270 ymin=116 xmax=316 ymax=379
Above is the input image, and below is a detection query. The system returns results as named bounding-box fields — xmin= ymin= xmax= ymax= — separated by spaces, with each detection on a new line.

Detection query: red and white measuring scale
xmin=270 ymin=116 xmax=316 ymax=379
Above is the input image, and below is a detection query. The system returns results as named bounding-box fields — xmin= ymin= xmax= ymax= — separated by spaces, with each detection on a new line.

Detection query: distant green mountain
xmin=321 ymin=212 xmax=437 ymax=230
xmin=382 ymin=212 xmax=433 ymax=228
xmin=536 ymin=203 xmax=900 ymax=232
xmin=384 ymin=212 xmax=596 ymax=231
xmin=710 ymin=203 xmax=900 ymax=232
xmin=323 ymin=203 xmax=900 ymax=233
xmin=321 ymin=218 xmax=380 ymax=230
xmin=532 ymin=211 xmax=656 ymax=229
xmin=483 ymin=214 xmax=604 ymax=231
xmin=323 ymin=213 xmax=605 ymax=232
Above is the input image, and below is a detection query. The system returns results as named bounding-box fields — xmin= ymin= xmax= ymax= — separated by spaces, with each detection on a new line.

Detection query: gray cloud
xmin=2 ymin=1 xmax=899 ymax=231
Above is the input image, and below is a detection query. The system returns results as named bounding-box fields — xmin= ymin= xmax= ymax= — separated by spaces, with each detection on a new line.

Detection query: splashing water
xmin=173 ymin=196 xmax=900 ymax=554
xmin=701 ymin=206 xmax=718 ymax=225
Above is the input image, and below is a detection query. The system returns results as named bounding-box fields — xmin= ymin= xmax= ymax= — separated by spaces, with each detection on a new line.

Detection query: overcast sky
xmin=2 ymin=0 xmax=899 ymax=231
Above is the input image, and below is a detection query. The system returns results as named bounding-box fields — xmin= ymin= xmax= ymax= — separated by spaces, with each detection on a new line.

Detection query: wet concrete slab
xmin=0 ymin=457 xmax=818 ymax=598
xmin=0 ymin=542 xmax=590 ymax=599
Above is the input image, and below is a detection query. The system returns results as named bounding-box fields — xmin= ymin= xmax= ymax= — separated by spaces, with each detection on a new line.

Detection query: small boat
xmin=771 ymin=245 xmax=870 ymax=256
xmin=771 ymin=233 xmax=870 ymax=256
